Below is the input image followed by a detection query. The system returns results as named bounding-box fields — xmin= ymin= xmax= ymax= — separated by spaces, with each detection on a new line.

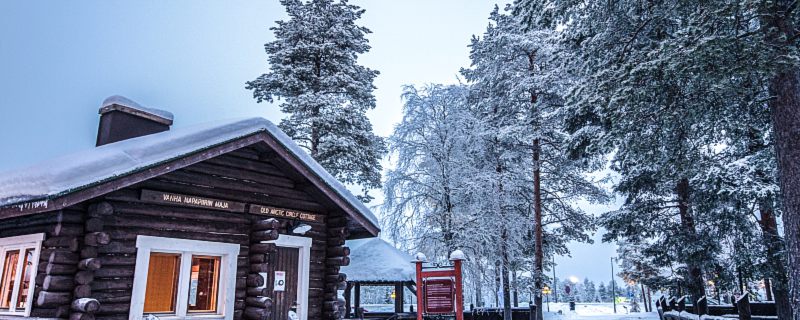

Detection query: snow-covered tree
xmin=581 ymin=278 xmax=596 ymax=303
xmin=247 ymin=0 xmax=385 ymax=201
xmin=461 ymin=5 xmax=608 ymax=319
xmin=597 ymin=282 xmax=608 ymax=303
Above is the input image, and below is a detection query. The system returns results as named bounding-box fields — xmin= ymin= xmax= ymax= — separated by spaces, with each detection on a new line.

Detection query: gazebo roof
xmin=341 ymin=238 xmax=416 ymax=283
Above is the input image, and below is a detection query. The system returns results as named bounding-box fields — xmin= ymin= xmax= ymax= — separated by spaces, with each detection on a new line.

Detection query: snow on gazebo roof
xmin=341 ymin=238 xmax=416 ymax=283
xmin=0 ymin=117 xmax=378 ymax=230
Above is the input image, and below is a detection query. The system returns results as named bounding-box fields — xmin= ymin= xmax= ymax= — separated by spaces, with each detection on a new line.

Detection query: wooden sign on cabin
xmin=140 ymin=189 xmax=247 ymax=212
xmin=250 ymin=204 xmax=320 ymax=222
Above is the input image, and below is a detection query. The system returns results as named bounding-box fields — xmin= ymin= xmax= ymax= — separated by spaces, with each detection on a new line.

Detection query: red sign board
xmin=424 ymin=279 xmax=454 ymax=314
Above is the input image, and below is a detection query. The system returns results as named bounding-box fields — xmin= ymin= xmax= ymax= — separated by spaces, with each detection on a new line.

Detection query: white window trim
xmin=264 ymin=235 xmax=311 ymax=320
xmin=130 ymin=236 xmax=240 ymax=320
xmin=0 ymin=233 xmax=44 ymax=317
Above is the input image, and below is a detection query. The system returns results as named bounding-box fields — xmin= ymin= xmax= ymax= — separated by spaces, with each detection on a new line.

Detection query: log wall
xmin=1 ymin=146 xmax=360 ymax=320
xmin=93 ymin=147 xmax=344 ymax=320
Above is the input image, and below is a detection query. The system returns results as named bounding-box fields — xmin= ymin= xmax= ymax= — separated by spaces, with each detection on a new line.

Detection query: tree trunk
xmin=533 ymin=139 xmax=544 ymax=320
xmin=512 ymin=269 xmax=519 ymax=307
xmin=675 ymin=178 xmax=705 ymax=307
xmin=758 ymin=201 xmax=793 ymax=319
xmin=501 ymin=229 xmax=512 ymax=320
xmin=763 ymin=2 xmax=800 ymax=318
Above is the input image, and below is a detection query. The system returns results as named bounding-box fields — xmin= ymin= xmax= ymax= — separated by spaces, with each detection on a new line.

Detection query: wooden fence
xmin=656 ymin=295 xmax=777 ymax=320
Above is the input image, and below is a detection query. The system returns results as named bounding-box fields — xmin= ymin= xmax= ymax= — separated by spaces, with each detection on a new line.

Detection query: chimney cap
xmin=99 ymin=95 xmax=174 ymax=125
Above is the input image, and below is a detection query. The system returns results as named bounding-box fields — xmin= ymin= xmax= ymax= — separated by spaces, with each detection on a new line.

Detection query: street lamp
xmin=542 ymin=286 xmax=551 ymax=312
xmin=611 ymin=257 xmax=617 ymax=314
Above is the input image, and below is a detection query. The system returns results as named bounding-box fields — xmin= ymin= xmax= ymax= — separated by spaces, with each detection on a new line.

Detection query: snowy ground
xmin=543 ymin=303 xmax=659 ymax=320
xmin=360 ymin=303 xmax=659 ymax=320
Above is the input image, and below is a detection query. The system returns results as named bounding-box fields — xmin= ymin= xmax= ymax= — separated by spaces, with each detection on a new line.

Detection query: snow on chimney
xmin=96 ymin=95 xmax=174 ymax=146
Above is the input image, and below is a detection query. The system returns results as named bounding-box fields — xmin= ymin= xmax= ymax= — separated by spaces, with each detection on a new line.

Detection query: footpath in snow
xmin=543 ymin=303 xmax=660 ymax=320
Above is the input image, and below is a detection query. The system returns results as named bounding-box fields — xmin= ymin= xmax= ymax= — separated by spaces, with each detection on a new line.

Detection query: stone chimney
xmin=96 ymin=95 xmax=174 ymax=146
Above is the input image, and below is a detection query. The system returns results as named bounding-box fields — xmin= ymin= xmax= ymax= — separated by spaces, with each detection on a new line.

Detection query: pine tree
xmin=247 ymin=0 xmax=386 ymax=201
xmin=598 ymin=282 xmax=607 ymax=303
xmin=462 ymin=5 xmax=608 ymax=319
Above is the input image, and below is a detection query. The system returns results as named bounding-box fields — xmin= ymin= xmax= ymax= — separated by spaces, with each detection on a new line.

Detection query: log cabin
xmin=0 ymin=96 xmax=380 ymax=320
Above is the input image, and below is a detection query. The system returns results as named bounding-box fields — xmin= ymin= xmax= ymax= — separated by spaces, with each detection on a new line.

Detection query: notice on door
xmin=274 ymin=271 xmax=286 ymax=292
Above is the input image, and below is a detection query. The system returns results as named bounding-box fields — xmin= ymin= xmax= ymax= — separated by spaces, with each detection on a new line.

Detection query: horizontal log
xmin=326 ymin=246 xmax=350 ymax=257
xmin=49 ymin=251 xmax=80 ymax=265
xmin=92 ymin=279 xmax=133 ymax=291
xmin=249 ymin=263 xmax=269 ymax=273
xmin=96 ymin=302 xmax=130 ymax=315
xmin=80 ymin=246 xmax=98 ymax=259
xmin=236 ymin=289 xmax=246 ymax=299
xmin=105 ymin=227 xmax=248 ymax=244
xmin=246 ymin=287 xmax=269 ymax=297
xmin=96 ymin=255 xmax=136 ymax=266
xmin=85 ymin=218 xmax=104 ymax=232
xmin=251 ymin=230 xmax=279 ymax=242
xmin=54 ymin=223 xmax=84 ymax=237
xmin=234 ymin=299 xmax=246 ymax=310
xmin=71 ymin=298 xmax=100 ymax=313
xmin=44 ymin=275 xmax=76 ymax=292
xmin=96 ymin=241 xmax=136 ymax=254
xmin=47 ymin=263 xmax=78 ymax=275
xmin=249 ymin=254 xmax=267 ymax=264
xmin=70 ymin=312 xmax=96 ymax=320
xmin=326 ymin=257 xmax=350 ymax=266
xmin=246 ymin=274 xmax=264 ymax=287
xmin=84 ymin=232 xmax=111 ymax=247
xmin=326 ymin=273 xmax=347 ymax=283
xmin=78 ymin=258 xmax=102 ymax=271
xmin=252 ymin=218 xmax=280 ymax=231
xmin=90 ymin=291 xmax=131 ymax=304
xmin=43 ymin=236 xmax=79 ymax=252
xmin=94 ymin=266 xmax=134 ymax=278
xmin=250 ymin=243 xmax=277 ymax=254
xmin=31 ymin=305 xmax=70 ymax=318
xmin=37 ymin=291 xmax=72 ymax=307
xmin=328 ymin=227 xmax=348 ymax=238
xmin=75 ymin=271 xmax=94 ymax=285
xmin=73 ymin=284 xmax=92 ymax=298
xmin=89 ymin=202 xmax=114 ymax=216
xmin=245 ymin=296 xmax=272 ymax=308
xmin=243 ymin=306 xmax=269 ymax=320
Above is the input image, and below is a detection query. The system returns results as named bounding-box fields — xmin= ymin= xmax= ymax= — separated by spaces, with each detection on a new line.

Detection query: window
xmin=131 ymin=236 xmax=238 ymax=320
xmin=0 ymin=234 xmax=43 ymax=317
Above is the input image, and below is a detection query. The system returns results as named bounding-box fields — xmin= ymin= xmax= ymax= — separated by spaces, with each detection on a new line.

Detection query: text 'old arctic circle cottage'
xmin=0 ymin=96 xmax=379 ymax=320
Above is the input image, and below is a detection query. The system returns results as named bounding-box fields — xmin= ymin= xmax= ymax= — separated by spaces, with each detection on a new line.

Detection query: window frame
xmin=0 ymin=233 xmax=44 ymax=317
xmin=130 ymin=236 xmax=239 ymax=320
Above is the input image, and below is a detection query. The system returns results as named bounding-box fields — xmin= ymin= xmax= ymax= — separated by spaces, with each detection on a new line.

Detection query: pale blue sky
xmin=0 ymin=0 xmax=621 ymax=285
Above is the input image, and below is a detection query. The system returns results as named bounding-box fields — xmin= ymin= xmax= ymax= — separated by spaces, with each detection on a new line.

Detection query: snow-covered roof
xmin=0 ymin=117 xmax=379 ymax=230
xmin=341 ymin=238 xmax=416 ymax=283
xmin=100 ymin=95 xmax=174 ymax=124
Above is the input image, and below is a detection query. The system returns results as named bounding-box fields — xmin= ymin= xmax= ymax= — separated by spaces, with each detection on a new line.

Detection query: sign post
xmin=414 ymin=251 xmax=465 ymax=320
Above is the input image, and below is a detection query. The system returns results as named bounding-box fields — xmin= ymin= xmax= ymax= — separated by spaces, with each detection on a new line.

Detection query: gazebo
xmin=341 ymin=238 xmax=417 ymax=318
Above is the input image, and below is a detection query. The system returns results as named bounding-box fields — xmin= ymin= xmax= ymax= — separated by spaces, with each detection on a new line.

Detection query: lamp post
xmin=611 ymin=257 xmax=617 ymax=314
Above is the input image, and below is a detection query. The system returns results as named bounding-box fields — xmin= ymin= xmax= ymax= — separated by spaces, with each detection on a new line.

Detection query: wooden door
xmin=270 ymin=246 xmax=299 ymax=320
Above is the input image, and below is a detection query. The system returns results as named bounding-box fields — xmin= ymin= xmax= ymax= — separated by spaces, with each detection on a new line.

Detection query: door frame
xmin=265 ymin=235 xmax=312 ymax=320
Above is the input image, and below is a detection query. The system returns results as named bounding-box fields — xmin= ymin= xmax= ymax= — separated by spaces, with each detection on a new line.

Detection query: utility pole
xmin=553 ymin=255 xmax=557 ymax=303
xmin=611 ymin=257 xmax=617 ymax=314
